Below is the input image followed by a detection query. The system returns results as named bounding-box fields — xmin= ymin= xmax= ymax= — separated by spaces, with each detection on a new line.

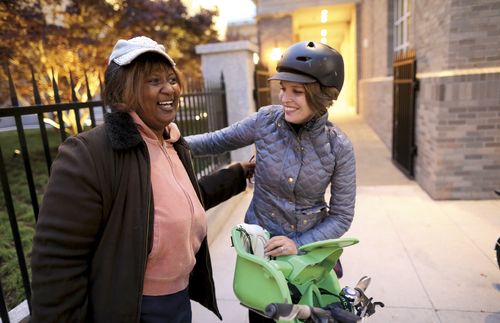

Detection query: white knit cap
xmin=108 ymin=36 xmax=175 ymax=66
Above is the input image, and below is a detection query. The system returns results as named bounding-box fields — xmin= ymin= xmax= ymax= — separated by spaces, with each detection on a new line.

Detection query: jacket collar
xmin=302 ymin=111 xmax=328 ymax=132
xmin=277 ymin=107 xmax=328 ymax=134
xmin=104 ymin=111 xmax=190 ymax=150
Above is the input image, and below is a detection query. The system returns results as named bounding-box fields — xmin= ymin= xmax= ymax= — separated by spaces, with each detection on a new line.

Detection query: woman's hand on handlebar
xmin=264 ymin=236 xmax=298 ymax=256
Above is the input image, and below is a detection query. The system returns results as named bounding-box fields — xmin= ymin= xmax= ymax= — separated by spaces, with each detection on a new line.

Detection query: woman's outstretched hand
xmin=240 ymin=157 xmax=256 ymax=181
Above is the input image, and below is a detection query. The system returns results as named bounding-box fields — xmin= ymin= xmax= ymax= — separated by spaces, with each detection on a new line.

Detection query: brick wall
xmin=413 ymin=0 xmax=500 ymax=199
xmin=358 ymin=0 xmax=393 ymax=147
xmin=448 ymin=0 xmax=500 ymax=69
xmin=414 ymin=0 xmax=500 ymax=71
xmin=358 ymin=79 xmax=393 ymax=148
xmin=416 ymin=73 xmax=500 ymax=199
xmin=413 ymin=0 xmax=451 ymax=72
xmin=359 ymin=0 xmax=391 ymax=79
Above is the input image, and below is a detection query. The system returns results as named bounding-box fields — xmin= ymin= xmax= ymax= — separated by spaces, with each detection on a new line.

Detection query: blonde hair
xmin=303 ymin=83 xmax=340 ymax=117
xmin=103 ymin=53 xmax=183 ymax=112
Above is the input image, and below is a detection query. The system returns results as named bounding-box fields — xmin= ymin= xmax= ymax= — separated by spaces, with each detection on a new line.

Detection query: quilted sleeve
xmin=295 ymin=133 xmax=356 ymax=246
xmin=185 ymin=112 xmax=259 ymax=156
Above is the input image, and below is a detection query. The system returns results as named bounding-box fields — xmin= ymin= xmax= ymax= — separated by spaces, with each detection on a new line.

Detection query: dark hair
xmin=303 ymin=83 xmax=340 ymax=116
xmin=103 ymin=52 xmax=183 ymax=112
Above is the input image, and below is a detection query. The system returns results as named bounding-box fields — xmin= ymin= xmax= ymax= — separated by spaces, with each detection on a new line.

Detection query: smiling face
xmin=279 ymin=81 xmax=315 ymax=125
xmin=136 ymin=65 xmax=181 ymax=138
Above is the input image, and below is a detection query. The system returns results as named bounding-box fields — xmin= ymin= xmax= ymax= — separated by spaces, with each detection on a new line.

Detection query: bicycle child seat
xmin=231 ymin=223 xmax=359 ymax=322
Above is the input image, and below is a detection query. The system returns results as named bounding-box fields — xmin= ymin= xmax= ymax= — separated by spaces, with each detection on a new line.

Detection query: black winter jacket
xmin=30 ymin=112 xmax=246 ymax=322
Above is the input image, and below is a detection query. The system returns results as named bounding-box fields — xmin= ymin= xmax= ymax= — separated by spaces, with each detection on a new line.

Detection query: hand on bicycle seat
xmin=264 ymin=236 xmax=298 ymax=256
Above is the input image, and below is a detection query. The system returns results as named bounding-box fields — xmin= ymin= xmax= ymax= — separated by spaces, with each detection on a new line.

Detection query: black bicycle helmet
xmin=269 ymin=41 xmax=344 ymax=90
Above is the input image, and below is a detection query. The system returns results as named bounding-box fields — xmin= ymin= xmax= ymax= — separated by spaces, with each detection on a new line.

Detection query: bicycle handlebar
xmin=265 ymin=303 xmax=363 ymax=323
xmin=265 ymin=303 xmax=318 ymax=320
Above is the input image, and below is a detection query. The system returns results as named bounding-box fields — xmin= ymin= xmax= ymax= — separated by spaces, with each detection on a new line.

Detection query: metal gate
xmin=253 ymin=63 xmax=271 ymax=108
xmin=392 ymin=49 xmax=418 ymax=177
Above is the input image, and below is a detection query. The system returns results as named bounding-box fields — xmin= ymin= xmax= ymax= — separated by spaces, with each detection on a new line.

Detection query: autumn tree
xmin=0 ymin=0 xmax=219 ymax=109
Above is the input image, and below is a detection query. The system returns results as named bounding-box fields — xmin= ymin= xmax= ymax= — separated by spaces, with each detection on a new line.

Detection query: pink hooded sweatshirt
xmin=130 ymin=112 xmax=207 ymax=296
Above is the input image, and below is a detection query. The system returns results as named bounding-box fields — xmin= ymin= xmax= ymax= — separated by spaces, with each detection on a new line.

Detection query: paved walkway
xmin=192 ymin=107 xmax=500 ymax=323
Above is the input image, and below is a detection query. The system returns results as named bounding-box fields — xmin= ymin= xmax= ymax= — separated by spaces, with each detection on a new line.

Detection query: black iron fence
xmin=392 ymin=49 xmax=418 ymax=177
xmin=0 ymin=64 xmax=229 ymax=322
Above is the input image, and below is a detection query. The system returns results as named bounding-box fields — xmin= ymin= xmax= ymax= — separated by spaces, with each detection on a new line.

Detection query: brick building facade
xmin=358 ymin=0 xmax=500 ymax=199
xmin=252 ymin=0 xmax=500 ymax=199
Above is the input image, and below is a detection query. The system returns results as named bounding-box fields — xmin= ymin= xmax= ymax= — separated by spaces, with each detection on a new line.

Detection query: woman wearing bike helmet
xmin=186 ymin=41 xmax=356 ymax=321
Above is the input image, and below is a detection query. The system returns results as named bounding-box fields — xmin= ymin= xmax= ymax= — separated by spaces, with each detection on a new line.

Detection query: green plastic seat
xmin=231 ymin=224 xmax=359 ymax=322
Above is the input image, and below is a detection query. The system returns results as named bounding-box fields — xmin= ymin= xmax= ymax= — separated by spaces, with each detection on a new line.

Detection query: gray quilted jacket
xmin=186 ymin=105 xmax=356 ymax=246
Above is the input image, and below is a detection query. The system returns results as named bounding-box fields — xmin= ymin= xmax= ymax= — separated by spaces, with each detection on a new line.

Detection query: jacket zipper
xmin=160 ymin=142 xmax=195 ymax=217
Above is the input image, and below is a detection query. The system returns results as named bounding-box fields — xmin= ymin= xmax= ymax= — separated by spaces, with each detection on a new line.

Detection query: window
xmin=394 ymin=0 xmax=411 ymax=52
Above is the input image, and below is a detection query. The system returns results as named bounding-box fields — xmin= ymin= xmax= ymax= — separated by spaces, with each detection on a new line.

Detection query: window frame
xmin=393 ymin=0 xmax=411 ymax=53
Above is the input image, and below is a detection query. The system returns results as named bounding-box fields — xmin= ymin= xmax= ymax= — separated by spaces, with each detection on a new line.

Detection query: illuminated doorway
xmin=292 ymin=4 xmax=357 ymax=112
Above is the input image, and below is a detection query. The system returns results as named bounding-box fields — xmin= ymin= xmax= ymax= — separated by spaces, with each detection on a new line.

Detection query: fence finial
xmin=84 ymin=71 xmax=93 ymax=101
xmin=51 ymin=67 xmax=61 ymax=104
xmin=69 ymin=70 xmax=78 ymax=102
xmin=30 ymin=64 xmax=42 ymax=105
xmin=4 ymin=64 xmax=19 ymax=107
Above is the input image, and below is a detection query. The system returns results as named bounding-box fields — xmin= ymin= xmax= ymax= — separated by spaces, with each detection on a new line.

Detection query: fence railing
xmin=0 ymin=64 xmax=229 ymax=322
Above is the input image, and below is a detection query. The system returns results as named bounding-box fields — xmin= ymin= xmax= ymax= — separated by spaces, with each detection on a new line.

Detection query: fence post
xmin=0 ymin=281 xmax=9 ymax=322
xmin=195 ymin=41 xmax=258 ymax=162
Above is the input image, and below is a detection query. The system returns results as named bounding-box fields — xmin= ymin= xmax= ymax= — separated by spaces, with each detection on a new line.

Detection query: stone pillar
xmin=196 ymin=41 xmax=258 ymax=162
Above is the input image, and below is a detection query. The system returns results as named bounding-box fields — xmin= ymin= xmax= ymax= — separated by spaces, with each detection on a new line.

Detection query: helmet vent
xmin=296 ymin=56 xmax=311 ymax=62
xmin=307 ymin=41 xmax=315 ymax=48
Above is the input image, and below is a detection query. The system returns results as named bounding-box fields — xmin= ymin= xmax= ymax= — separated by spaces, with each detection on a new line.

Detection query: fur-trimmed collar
xmin=104 ymin=111 xmax=143 ymax=150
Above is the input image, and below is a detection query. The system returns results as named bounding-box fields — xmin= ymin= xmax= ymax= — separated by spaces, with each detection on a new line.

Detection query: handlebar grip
xmin=265 ymin=303 xmax=312 ymax=320
xmin=265 ymin=303 xmax=290 ymax=319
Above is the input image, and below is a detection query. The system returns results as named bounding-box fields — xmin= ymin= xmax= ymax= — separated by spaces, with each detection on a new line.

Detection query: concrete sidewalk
xmin=192 ymin=107 xmax=500 ymax=323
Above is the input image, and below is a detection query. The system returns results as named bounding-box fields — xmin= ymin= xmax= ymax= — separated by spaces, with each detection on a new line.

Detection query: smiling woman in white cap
xmin=185 ymin=41 xmax=356 ymax=323
xmin=30 ymin=36 xmax=254 ymax=323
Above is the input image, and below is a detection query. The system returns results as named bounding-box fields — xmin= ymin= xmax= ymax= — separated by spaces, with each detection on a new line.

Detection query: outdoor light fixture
xmin=270 ymin=47 xmax=282 ymax=61
xmin=253 ymin=52 xmax=260 ymax=65
xmin=321 ymin=9 xmax=328 ymax=23
xmin=321 ymin=29 xmax=327 ymax=43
